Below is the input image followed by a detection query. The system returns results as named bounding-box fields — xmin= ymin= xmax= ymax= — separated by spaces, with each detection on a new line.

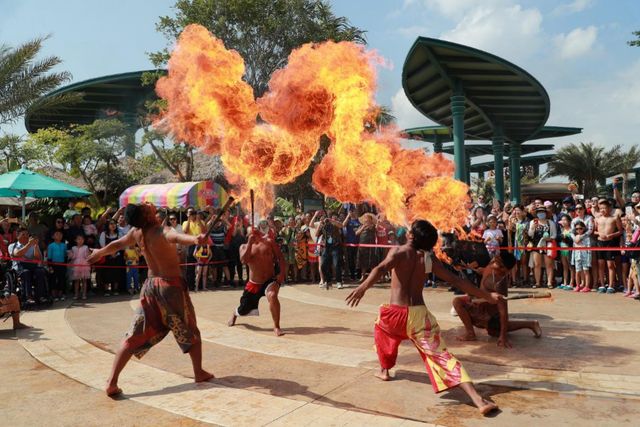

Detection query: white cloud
xmin=554 ymin=26 xmax=598 ymax=59
xmin=552 ymin=0 xmax=596 ymax=16
xmin=396 ymin=26 xmax=430 ymax=39
xmin=440 ymin=4 xmax=543 ymax=61
xmin=390 ymin=88 xmax=437 ymax=131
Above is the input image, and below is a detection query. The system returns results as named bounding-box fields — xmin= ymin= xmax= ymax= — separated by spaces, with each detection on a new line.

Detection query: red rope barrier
xmin=0 ymin=255 xmax=229 ymax=269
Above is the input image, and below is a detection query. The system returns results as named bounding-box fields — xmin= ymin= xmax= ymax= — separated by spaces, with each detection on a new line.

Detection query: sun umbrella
xmin=0 ymin=168 xmax=91 ymax=221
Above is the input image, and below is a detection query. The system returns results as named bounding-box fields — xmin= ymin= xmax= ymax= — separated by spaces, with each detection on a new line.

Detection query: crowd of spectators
xmin=464 ymin=184 xmax=640 ymax=297
xmin=2 ymin=185 xmax=640 ymax=306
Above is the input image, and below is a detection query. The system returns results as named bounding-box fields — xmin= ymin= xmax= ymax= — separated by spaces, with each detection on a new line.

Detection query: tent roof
xmin=119 ymin=181 xmax=227 ymax=209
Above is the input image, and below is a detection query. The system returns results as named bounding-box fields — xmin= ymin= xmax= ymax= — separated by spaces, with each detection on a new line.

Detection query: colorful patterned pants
xmin=123 ymin=276 xmax=200 ymax=359
xmin=374 ymin=304 xmax=471 ymax=393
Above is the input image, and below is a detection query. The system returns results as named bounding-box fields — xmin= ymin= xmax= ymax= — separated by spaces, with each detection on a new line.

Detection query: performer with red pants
xmin=346 ymin=220 xmax=502 ymax=415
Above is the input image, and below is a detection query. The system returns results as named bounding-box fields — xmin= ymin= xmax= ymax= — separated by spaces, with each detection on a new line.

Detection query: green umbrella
xmin=0 ymin=168 xmax=91 ymax=221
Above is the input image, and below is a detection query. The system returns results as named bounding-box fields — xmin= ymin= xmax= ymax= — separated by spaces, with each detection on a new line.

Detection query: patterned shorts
xmin=123 ymin=276 xmax=200 ymax=359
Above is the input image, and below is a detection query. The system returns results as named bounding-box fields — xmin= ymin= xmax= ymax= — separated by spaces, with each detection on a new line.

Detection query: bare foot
xmin=106 ymin=384 xmax=123 ymax=397
xmin=195 ymin=370 xmax=214 ymax=382
xmin=13 ymin=322 xmax=33 ymax=330
xmin=476 ymin=398 xmax=499 ymax=415
xmin=227 ymin=314 xmax=237 ymax=327
xmin=533 ymin=320 xmax=542 ymax=338
xmin=274 ymin=327 xmax=285 ymax=337
xmin=374 ymin=368 xmax=391 ymax=381
xmin=456 ymin=332 xmax=477 ymax=342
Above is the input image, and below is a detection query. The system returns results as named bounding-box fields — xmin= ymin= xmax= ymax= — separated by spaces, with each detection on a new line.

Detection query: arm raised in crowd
xmin=88 ymin=229 xmax=135 ymax=264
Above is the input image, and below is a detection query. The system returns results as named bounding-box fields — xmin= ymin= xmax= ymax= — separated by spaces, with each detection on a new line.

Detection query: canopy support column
xmin=533 ymin=163 xmax=540 ymax=179
xmin=465 ymin=157 xmax=471 ymax=185
xmin=433 ymin=133 xmax=443 ymax=153
xmin=451 ymin=91 xmax=466 ymax=182
xmin=20 ymin=190 xmax=27 ymax=223
xmin=510 ymin=142 xmax=522 ymax=204
xmin=635 ymin=170 xmax=640 ymax=191
xmin=492 ymin=127 xmax=505 ymax=204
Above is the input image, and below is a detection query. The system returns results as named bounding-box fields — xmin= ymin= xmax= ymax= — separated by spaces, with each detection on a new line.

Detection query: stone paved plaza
xmin=3 ymin=283 xmax=640 ymax=426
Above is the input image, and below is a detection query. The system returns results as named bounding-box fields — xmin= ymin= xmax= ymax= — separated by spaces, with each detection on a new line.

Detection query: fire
xmin=156 ymin=24 xmax=471 ymax=246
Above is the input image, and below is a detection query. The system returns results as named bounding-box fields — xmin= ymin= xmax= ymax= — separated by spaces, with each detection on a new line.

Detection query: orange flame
xmin=156 ymin=24 xmax=471 ymax=244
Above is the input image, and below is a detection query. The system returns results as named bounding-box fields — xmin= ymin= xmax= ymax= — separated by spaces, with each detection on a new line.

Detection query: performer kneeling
xmin=228 ymin=227 xmax=285 ymax=336
xmin=87 ymin=202 xmax=213 ymax=396
xmin=346 ymin=220 xmax=501 ymax=415
xmin=1 ymin=293 xmax=32 ymax=330
xmin=453 ymin=252 xmax=542 ymax=348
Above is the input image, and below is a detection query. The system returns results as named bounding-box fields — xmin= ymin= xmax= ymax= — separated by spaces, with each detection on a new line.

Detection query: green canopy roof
xmin=403 ymin=125 xmax=581 ymax=144
xmin=402 ymin=37 xmax=550 ymax=143
xmin=25 ymin=70 xmax=163 ymax=133
xmin=440 ymin=143 xmax=554 ymax=158
xmin=470 ymin=154 xmax=555 ymax=173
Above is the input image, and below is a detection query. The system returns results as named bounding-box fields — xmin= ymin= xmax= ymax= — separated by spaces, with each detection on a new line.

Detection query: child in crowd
xmin=47 ymin=230 xmax=67 ymax=301
xmin=194 ymin=243 xmax=211 ymax=292
xmin=571 ymin=220 xmax=592 ymax=292
xmin=123 ymin=245 xmax=141 ymax=295
xmin=63 ymin=200 xmax=77 ymax=223
xmin=557 ymin=214 xmax=575 ymax=290
xmin=82 ymin=214 xmax=98 ymax=247
xmin=482 ymin=215 xmax=503 ymax=259
xmin=68 ymin=234 xmax=91 ymax=300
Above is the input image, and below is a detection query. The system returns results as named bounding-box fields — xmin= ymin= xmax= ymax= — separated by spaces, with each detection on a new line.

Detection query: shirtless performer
xmin=227 ymin=227 xmax=285 ymax=336
xmin=453 ymin=252 xmax=542 ymax=348
xmin=86 ymin=202 xmax=213 ymax=396
xmin=346 ymin=220 xmax=501 ymax=415
xmin=593 ymin=199 xmax=623 ymax=293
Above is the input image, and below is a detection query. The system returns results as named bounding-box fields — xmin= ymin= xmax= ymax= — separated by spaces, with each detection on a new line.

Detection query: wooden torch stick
xmin=471 ymin=291 xmax=552 ymax=303
xmin=250 ymin=189 xmax=255 ymax=231
xmin=205 ymin=196 xmax=235 ymax=235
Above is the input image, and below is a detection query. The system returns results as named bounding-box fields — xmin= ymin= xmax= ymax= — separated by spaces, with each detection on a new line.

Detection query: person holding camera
xmin=317 ymin=213 xmax=345 ymax=289
xmin=8 ymin=228 xmax=48 ymax=305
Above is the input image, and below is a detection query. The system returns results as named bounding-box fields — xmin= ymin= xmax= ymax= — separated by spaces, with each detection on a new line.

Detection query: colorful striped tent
xmin=119 ymin=181 xmax=227 ymax=209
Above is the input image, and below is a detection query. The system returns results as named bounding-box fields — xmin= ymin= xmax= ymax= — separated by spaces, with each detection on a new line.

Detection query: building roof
xmin=140 ymin=151 xmax=229 ymax=190
xmin=25 ymin=70 xmax=163 ymax=133
xmin=402 ymin=37 xmax=550 ymax=143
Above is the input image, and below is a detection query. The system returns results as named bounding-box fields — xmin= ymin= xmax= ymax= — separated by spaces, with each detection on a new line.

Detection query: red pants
xmin=374 ymin=304 xmax=471 ymax=393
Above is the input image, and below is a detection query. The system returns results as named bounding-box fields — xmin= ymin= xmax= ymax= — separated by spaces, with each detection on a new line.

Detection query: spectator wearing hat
xmin=561 ymin=196 xmax=576 ymax=218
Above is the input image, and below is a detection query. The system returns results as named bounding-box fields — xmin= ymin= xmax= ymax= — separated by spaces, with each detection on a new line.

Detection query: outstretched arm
xmin=87 ymin=229 xmax=136 ymax=264
xmin=165 ymin=228 xmax=207 ymax=246
xmin=432 ymin=257 xmax=500 ymax=303
xmin=346 ymin=248 xmax=400 ymax=307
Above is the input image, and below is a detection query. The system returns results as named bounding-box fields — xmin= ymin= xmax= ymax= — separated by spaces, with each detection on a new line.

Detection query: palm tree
xmin=0 ymin=35 xmax=82 ymax=126
xmin=611 ymin=146 xmax=640 ymax=198
xmin=545 ymin=142 xmax=621 ymax=197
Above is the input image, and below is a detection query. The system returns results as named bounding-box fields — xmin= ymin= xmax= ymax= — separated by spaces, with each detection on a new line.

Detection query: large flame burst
xmin=156 ymin=24 xmax=470 ymax=232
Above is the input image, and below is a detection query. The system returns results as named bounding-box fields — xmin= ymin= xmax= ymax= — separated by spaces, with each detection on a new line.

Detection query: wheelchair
xmin=1 ymin=260 xmax=51 ymax=310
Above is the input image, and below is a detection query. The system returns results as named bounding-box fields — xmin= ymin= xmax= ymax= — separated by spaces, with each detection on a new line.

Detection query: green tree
xmin=149 ymin=0 xmax=366 ymax=98
xmin=629 ymin=31 xmax=640 ymax=47
xmin=28 ymin=120 xmax=128 ymax=206
xmin=0 ymin=133 xmax=43 ymax=171
xmin=611 ymin=146 xmax=640 ymax=198
xmin=545 ymin=142 xmax=621 ymax=198
xmin=0 ymin=36 xmax=82 ymax=126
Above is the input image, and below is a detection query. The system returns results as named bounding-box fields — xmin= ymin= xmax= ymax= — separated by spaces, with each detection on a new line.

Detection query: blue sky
xmin=1 ymin=0 xmax=639 ymax=171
